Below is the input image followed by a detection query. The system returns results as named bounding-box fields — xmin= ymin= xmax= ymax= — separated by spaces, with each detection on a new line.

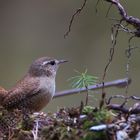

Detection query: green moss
xmin=0 ymin=106 xmax=114 ymax=140
xmin=83 ymin=131 xmax=108 ymax=140
xmin=93 ymin=108 xmax=113 ymax=124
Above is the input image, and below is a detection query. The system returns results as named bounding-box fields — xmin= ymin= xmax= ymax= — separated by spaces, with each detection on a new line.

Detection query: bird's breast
xmin=39 ymin=77 xmax=55 ymax=97
xmin=28 ymin=77 xmax=55 ymax=112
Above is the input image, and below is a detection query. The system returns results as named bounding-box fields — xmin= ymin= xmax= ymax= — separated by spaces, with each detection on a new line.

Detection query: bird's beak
xmin=58 ymin=60 xmax=68 ymax=64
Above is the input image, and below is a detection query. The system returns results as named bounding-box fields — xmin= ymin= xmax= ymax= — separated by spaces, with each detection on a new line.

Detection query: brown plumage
xmin=0 ymin=86 xmax=8 ymax=104
xmin=2 ymin=57 xmax=67 ymax=112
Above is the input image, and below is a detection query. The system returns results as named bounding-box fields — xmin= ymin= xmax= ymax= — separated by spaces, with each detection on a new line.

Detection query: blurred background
xmin=0 ymin=0 xmax=140 ymax=112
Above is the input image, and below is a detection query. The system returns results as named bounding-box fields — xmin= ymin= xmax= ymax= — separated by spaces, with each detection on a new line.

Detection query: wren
xmin=2 ymin=57 xmax=67 ymax=112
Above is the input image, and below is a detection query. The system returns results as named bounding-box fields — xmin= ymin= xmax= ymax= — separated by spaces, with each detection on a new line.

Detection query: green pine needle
xmin=68 ymin=69 xmax=98 ymax=89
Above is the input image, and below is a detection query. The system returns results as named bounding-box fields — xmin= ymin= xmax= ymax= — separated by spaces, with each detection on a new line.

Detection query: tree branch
xmin=54 ymin=78 xmax=131 ymax=98
xmin=64 ymin=0 xmax=88 ymax=38
xmin=107 ymin=103 xmax=140 ymax=114
xmin=105 ymin=0 xmax=140 ymax=36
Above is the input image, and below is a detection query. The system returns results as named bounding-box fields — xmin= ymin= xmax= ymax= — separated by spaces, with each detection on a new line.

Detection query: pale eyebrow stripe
xmin=42 ymin=61 xmax=49 ymax=65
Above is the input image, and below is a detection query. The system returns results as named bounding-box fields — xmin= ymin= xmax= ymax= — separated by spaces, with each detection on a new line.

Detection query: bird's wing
xmin=3 ymin=77 xmax=40 ymax=109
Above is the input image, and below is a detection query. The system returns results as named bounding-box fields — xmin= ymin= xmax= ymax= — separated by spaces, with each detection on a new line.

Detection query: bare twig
xmin=124 ymin=36 xmax=134 ymax=99
xmin=32 ymin=119 xmax=39 ymax=140
xmin=107 ymin=103 xmax=140 ymax=114
xmin=100 ymin=0 xmax=140 ymax=109
xmin=85 ymin=85 xmax=89 ymax=106
xmin=104 ymin=0 xmax=140 ymax=37
xmin=106 ymin=94 xmax=140 ymax=115
xmin=99 ymin=0 xmax=140 ymax=110
xmin=8 ymin=127 xmax=14 ymax=140
xmin=54 ymin=78 xmax=131 ymax=98
xmin=64 ymin=0 xmax=88 ymax=38
xmin=105 ymin=4 xmax=113 ymax=17
xmin=107 ymin=95 xmax=140 ymax=105
xmin=100 ymin=20 xmax=122 ymax=109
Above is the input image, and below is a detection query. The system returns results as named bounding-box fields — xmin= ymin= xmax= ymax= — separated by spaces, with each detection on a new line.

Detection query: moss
xmin=0 ymin=106 xmax=114 ymax=140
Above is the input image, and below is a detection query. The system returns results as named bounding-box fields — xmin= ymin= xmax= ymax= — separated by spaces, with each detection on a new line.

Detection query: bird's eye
xmin=49 ymin=61 xmax=55 ymax=65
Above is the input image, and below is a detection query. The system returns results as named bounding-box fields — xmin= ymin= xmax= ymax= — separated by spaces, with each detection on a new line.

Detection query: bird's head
xmin=28 ymin=57 xmax=67 ymax=77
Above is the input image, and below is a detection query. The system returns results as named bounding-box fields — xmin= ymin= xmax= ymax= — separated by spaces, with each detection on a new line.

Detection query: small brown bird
xmin=2 ymin=57 xmax=67 ymax=112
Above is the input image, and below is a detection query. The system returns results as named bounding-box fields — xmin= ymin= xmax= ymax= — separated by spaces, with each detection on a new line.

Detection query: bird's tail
xmin=0 ymin=87 xmax=7 ymax=105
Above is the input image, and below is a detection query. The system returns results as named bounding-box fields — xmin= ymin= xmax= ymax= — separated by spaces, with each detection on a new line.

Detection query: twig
xmin=106 ymin=94 xmax=140 ymax=114
xmin=54 ymin=78 xmax=131 ymax=98
xmin=107 ymin=103 xmax=140 ymax=114
xmin=8 ymin=127 xmax=14 ymax=140
xmin=105 ymin=3 xmax=113 ymax=17
xmin=32 ymin=119 xmax=39 ymax=140
xmin=64 ymin=0 xmax=88 ymax=38
xmin=104 ymin=0 xmax=140 ymax=37
xmin=107 ymin=95 xmax=140 ymax=105
xmin=84 ymin=86 xmax=89 ymax=106
xmin=100 ymin=20 xmax=122 ymax=109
